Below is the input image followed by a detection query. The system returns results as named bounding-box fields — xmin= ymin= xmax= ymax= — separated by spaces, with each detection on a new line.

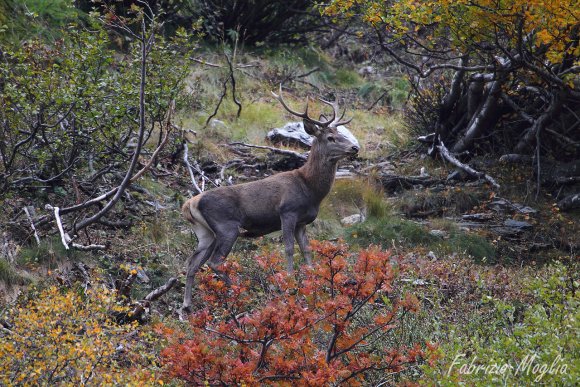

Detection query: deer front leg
xmin=206 ymin=223 xmax=239 ymax=286
xmin=281 ymin=214 xmax=298 ymax=273
xmin=295 ymin=224 xmax=312 ymax=266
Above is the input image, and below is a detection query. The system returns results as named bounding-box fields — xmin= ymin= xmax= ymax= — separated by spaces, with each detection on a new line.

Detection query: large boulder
xmin=267 ymin=122 xmax=359 ymax=149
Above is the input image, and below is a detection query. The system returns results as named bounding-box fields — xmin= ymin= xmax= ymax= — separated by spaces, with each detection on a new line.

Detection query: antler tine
xmin=272 ymin=84 xmax=334 ymax=127
xmin=335 ymin=116 xmax=353 ymax=126
xmin=317 ymin=98 xmax=338 ymax=126
xmin=271 ymin=84 xmax=308 ymax=118
xmin=320 ymin=96 xmax=355 ymax=127
xmin=335 ymin=105 xmax=353 ymax=126
xmin=338 ymin=105 xmax=347 ymax=122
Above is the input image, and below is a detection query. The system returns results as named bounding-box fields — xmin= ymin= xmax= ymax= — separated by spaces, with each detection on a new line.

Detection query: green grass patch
xmin=0 ymin=259 xmax=29 ymax=287
xmin=345 ymin=216 xmax=437 ymax=249
xmin=439 ymin=232 xmax=496 ymax=263
xmin=1 ymin=0 xmax=84 ymax=44
xmin=332 ymin=68 xmax=364 ymax=88
xmin=345 ymin=215 xmax=496 ymax=261
xmin=16 ymin=237 xmax=74 ymax=266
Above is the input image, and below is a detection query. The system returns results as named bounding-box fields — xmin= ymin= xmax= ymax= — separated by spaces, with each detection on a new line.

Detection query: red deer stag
xmin=180 ymin=87 xmax=359 ymax=313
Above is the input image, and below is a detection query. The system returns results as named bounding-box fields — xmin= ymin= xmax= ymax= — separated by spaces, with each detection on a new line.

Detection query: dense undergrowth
xmin=1 ymin=2 xmax=579 ymax=385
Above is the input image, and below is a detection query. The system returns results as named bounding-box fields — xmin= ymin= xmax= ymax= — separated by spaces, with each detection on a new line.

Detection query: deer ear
xmin=303 ymin=119 xmax=320 ymax=136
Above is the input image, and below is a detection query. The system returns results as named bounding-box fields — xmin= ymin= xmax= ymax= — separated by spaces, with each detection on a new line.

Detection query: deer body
xmin=181 ymin=90 xmax=359 ymax=312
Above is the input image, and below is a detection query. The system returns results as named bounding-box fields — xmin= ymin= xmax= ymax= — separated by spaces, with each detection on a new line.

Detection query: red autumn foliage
xmin=159 ymin=240 xmax=427 ymax=385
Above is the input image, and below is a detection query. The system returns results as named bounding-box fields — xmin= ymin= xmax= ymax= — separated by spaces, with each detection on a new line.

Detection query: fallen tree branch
xmin=118 ymin=277 xmax=178 ymax=323
xmin=553 ymin=176 xmax=580 ymax=185
xmin=380 ymin=174 xmax=442 ymax=192
xmin=220 ymin=159 xmax=244 ymax=184
xmin=499 ymin=154 xmax=533 ymax=164
xmin=558 ymin=193 xmax=580 ymax=211
xmin=144 ymin=277 xmax=178 ymax=302
xmin=183 ymin=142 xmax=202 ymax=194
xmin=70 ymin=243 xmax=106 ymax=251
xmin=228 ymin=142 xmax=307 ymax=160
xmin=193 ymin=159 xmax=220 ymax=190
xmin=282 ymin=67 xmax=321 ymax=86
xmin=23 ymin=207 xmax=40 ymax=245
xmin=437 ymin=141 xmax=500 ymax=189
xmin=191 ymin=57 xmax=259 ymax=69
xmin=417 ymin=133 xmax=436 ymax=144
xmin=46 ymin=205 xmax=71 ymax=250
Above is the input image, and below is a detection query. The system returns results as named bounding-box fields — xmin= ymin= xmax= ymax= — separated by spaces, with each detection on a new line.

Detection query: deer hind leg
xmin=206 ymin=222 xmax=239 ymax=286
xmin=294 ymin=224 xmax=312 ymax=266
xmin=182 ymin=223 xmax=215 ymax=312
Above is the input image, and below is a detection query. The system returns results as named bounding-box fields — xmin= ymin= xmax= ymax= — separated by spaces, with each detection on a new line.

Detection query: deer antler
xmin=271 ymin=84 xmax=336 ymax=127
xmin=318 ymin=97 xmax=353 ymax=127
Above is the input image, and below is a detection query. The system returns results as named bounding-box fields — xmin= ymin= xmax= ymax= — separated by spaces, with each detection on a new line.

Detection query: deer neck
xmin=298 ymin=140 xmax=338 ymax=202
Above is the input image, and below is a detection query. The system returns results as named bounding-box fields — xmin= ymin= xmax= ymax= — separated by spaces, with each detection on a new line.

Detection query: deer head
xmin=271 ymin=85 xmax=359 ymax=162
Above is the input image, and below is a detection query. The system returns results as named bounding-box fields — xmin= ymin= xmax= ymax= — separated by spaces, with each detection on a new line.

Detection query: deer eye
xmin=327 ymin=136 xmax=336 ymax=142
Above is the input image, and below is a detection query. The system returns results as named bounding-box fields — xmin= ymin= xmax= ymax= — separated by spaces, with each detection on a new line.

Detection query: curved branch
xmin=72 ymin=19 xmax=152 ymax=235
xmin=438 ymin=141 xmax=500 ymax=189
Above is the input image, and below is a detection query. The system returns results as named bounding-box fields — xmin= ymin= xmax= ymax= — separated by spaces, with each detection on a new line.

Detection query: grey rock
xmin=401 ymin=278 xmax=428 ymax=286
xmin=462 ymin=213 xmax=494 ymax=221
xmin=210 ymin=119 xmax=227 ymax=130
xmin=267 ymin=122 xmax=359 ymax=149
xmin=488 ymin=197 xmax=538 ymax=215
xmin=429 ymin=229 xmax=448 ymax=238
xmin=341 ymin=214 xmax=365 ymax=226
xmin=512 ymin=203 xmax=538 ymax=214
xmin=136 ymin=269 xmax=150 ymax=283
xmin=267 ymin=122 xmax=312 ymax=148
xmin=358 ymin=65 xmax=375 ymax=76
xmin=503 ymin=219 xmax=533 ymax=230
xmin=488 ymin=198 xmax=512 ymax=213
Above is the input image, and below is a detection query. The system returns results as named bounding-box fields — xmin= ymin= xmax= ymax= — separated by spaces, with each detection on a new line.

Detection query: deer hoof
xmin=178 ymin=305 xmax=192 ymax=321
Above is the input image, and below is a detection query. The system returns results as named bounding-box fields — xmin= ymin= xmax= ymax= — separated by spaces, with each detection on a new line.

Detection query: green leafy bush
xmin=0 ymin=21 xmax=194 ymax=196
xmin=421 ymin=262 xmax=579 ymax=385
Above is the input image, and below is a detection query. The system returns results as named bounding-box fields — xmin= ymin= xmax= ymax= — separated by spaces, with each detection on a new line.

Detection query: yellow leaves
xmin=0 ymin=286 xmax=157 ymax=385
xmin=536 ymin=29 xmax=552 ymax=45
xmin=324 ymin=0 xmax=577 ymax=65
xmin=129 ymin=3 xmax=142 ymax=14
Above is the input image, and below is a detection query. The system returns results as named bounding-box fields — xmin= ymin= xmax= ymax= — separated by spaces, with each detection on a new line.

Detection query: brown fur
xmin=179 ymin=104 xmax=359 ymax=314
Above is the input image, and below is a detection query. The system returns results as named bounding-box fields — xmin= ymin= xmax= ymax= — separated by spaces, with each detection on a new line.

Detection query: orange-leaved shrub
xmin=159 ymin=240 xmax=431 ymax=385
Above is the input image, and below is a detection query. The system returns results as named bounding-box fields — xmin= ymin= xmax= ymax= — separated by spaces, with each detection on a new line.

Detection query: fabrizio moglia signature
xmin=447 ymin=352 xmax=569 ymax=382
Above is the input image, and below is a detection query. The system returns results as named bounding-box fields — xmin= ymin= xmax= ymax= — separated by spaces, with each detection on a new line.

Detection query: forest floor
xmin=1 ymin=48 xmax=578 ymax=384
